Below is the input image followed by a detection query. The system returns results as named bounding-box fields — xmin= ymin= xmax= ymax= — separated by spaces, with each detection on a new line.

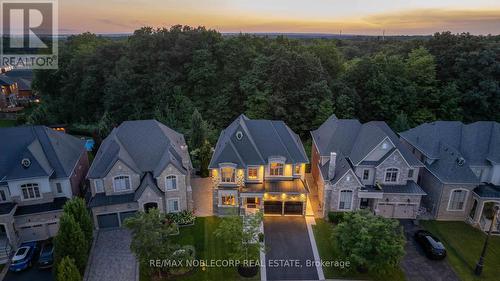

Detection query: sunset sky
xmin=59 ymin=0 xmax=500 ymax=35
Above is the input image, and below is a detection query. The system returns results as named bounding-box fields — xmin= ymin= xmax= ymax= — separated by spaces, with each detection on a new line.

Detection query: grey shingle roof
xmin=311 ymin=115 xmax=422 ymax=168
xmin=319 ymin=152 xmax=354 ymax=184
xmin=134 ymin=172 xmax=163 ymax=201
xmin=209 ymin=115 xmax=309 ymax=169
xmin=474 ymin=184 xmax=500 ymax=198
xmin=15 ymin=197 xmax=68 ymax=216
xmin=88 ymin=192 xmax=136 ymax=208
xmin=364 ymin=181 xmax=426 ymax=195
xmin=400 ymin=121 xmax=500 ymax=183
xmin=87 ymin=120 xmax=191 ymax=179
xmin=0 ymin=126 xmax=85 ymax=182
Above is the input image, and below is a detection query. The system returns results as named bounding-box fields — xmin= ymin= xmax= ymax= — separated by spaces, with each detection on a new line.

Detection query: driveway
xmin=85 ymin=229 xmax=137 ymax=281
xmin=400 ymin=220 xmax=459 ymax=281
xmin=264 ymin=216 xmax=318 ymax=280
xmin=191 ymin=177 xmax=213 ymax=216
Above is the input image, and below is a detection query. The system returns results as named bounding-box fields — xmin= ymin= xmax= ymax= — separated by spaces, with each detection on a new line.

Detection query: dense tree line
xmin=32 ymin=26 xmax=500 ymax=157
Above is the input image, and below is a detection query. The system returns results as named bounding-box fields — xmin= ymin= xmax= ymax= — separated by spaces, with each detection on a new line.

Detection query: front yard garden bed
xmin=421 ymin=220 xmax=500 ymax=281
xmin=312 ymin=219 xmax=406 ymax=281
xmin=140 ymin=216 xmax=259 ymax=281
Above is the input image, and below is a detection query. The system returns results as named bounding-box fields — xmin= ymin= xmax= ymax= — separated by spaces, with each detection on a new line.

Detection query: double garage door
xmin=378 ymin=203 xmax=417 ymax=219
xmin=263 ymin=201 xmax=304 ymax=215
xmin=97 ymin=211 xmax=137 ymax=229
xmin=18 ymin=222 xmax=59 ymax=242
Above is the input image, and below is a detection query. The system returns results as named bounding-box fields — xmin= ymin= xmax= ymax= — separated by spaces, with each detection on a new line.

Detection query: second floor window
xmin=408 ymin=169 xmax=414 ymax=178
xmin=294 ymin=165 xmax=301 ymax=174
xmin=0 ymin=190 xmax=6 ymax=201
xmin=270 ymin=163 xmax=284 ymax=176
xmin=95 ymin=179 xmax=104 ymax=193
xmin=363 ymin=169 xmax=370 ymax=180
xmin=221 ymin=167 xmax=236 ymax=183
xmin=113 ymin=176 xmax=131 ymax=191
xmin=56 ymin=183 xmax=63 ymax=194
xmin=166 ymin=175 xmax=177 ymax=190
xmin=21 ymin=183 xmax=41 ymax=200
xmin=248 ymin=168 xmax=258 ymax=180
xmin=385 ymin=168 xmax=399 ymax=183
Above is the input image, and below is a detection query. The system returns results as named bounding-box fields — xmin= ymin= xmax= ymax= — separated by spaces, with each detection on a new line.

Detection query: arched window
xmin=339 ymin=190 xmax=353 ymax=210
xmin=113 ymin=176 xmax=131 ymax=191
xmin=448 ymin=189 xmax=468 ymax=211
xmin=21 ymin=183 xmax=41 ymax=200
xmin=385 ymin=168 xmax=399 ymax=183
xmin=165 ymin=175 xmax=177 ymax=190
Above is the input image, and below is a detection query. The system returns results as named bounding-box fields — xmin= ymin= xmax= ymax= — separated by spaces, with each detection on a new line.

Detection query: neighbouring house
xmin=0 ymin=126 xmax=89 ymax=262
xmin=3 ymin=69 xmax=34 ymax=103
xmin=87 ymin=120 xmax=193 ymax=229
xmin=400 ymin=121 xmax=500 ymax=232
xmin=209 ymin=114 xmax=309 ymax=216
xmin=0 ymin=75 xmax=18 ymax=109
xmin=311 ymin=115 xmax=426 ymax=219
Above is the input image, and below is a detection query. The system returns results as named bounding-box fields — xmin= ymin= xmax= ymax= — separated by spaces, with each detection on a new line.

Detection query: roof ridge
xmin=240 ymin=118 xmax=265 ymax=164
xmin=270 ymin=120 xmax=293 ymax=162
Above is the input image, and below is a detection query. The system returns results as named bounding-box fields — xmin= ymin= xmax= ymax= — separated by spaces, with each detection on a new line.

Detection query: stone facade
xmin=325 ymin=170 xmax=362 ymax=215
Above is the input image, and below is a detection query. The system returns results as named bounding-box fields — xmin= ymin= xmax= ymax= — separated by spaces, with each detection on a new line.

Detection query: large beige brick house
xmin=87 ymin=120 xmax=193 ymax=229
xmin=401 ymin=121 xmax=500 ymax=232
xmin=0 ymin=126 xmax=89 ymax=262
xmin=311 ymin=115 xmax=426 ymax=219
xmin=209 ymin=114 xmax=309 ymax=216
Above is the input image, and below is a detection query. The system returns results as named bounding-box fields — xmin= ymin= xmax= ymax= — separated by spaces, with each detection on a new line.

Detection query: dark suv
xmin=414 ymin=230 xmax=447 ymax=260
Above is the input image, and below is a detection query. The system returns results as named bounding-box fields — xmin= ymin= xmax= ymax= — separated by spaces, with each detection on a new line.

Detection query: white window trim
xmin=112 ymin=175 xmax=132 ymax=193
xmin=165 ymin=175 xmax=178 ymax=191
xmin=338 ymin=189 xmax=354 ymax=211
xmin=384 ymin=167 xmax=399 ymax=183
xmin=218 ymin=190 xmax=239 ymax=207
xmin=447 ymin=188 xmax=469 ymax=211
xmin=269 ymin=162 xmax=285 ymax=177
xmin=55 ymin=182 xmax=63 ymax=194
xmin=20 ymin=183 xmax=42 ymax=201
xmin=247 ymin=166 xmax=259 ymax=180
xmin=219 ymin=164 xmax=237 ymax=184
xmin=167 ymin=197 xmax=180 ymax=213
xmin=94 ymin=179 xmax=104 ymax=193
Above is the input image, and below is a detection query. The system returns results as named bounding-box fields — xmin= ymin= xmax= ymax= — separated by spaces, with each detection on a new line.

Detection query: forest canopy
xmin=32 ymin=26 xmax=500 ymax=142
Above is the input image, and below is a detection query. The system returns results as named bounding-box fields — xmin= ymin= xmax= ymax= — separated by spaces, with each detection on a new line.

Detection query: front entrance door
xmin=144 ymin=202 xmax=158 ymax=212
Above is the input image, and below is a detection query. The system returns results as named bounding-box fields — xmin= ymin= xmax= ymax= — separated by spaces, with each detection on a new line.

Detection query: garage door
xmin=394 ymin=204 xmax=416 ymax=219
xmin=284 ymin=202 xmax=303 ymax=215
xmin=264 ymin=201 xmax=282 ymax=215
xmin=377 ymin=204 xmax=395 ymax=218
xmin=19 ymin=224 xmax=47 ymax=242
xmin=119 ymin=211 xmax=137 ymax=224
xmin=97 ymin=213 xmax=120 ymax=229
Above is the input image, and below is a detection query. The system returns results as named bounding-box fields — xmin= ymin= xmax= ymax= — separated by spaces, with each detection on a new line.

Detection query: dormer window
xmin=21 ymin=183 xmax=41 ymax=200
xmin=270 ymin=163 xmax=284 ymax=176
xmin=166 ymin=175 xmax=177 ymax=190
xmin=221 ymin=167 xmax=236 ymax=183
xmin=294 ymin=164 xmax=301 ymax=175
xmin=113 ymin=176 xmax=131 ymax=192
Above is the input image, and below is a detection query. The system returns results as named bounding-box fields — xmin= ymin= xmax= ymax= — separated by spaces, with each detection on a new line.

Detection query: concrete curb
xmin=306 ymin=217 xmax=325 ymax=281
xmin=0 ymin=261 xmax=10 ymax=281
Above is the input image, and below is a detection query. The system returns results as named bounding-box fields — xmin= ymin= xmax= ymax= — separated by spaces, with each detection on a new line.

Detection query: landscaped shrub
xmin=328 ymin=212 xmax=345 ymax=224
xmin=166 ymin=210 xmax=196 ymax=225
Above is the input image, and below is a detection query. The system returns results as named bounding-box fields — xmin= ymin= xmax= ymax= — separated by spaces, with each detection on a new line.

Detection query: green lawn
xmin=141 ymin=217 xmax=259 ymax=281
xmin=0 ymin=119 xmax=16 ymax=127
xmin=312 ymin=219 xmax=406 ymax=281
xmin=421 ymin=220 xmax=500 ymax=281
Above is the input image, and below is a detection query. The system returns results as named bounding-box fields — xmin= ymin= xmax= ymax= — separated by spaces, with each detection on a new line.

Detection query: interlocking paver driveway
xmin=400 ymin=220 xmax=459 ymax=281
xmin=86 ymin=229 xmax=137 ymax=281
xmin=264 ymin=216 xmax=319 ymax=280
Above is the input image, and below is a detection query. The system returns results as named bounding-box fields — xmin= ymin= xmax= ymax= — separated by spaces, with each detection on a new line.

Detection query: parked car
xmin=414 ymin=230 xmax=447 ymax=260
xmin=9 ymin=241 xmax=38 ymax=272
xmin=38 ymin=241 xmax=54 ymax=269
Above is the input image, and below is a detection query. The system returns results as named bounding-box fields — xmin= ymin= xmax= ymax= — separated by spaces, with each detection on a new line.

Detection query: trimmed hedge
xmin=327 ymin=212 xmax=345 ymax=224
xmin=165 ymin=210 xmax=196 ymax=226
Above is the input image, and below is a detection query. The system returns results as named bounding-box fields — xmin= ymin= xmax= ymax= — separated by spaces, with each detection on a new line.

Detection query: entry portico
xmin=210 ymin=115 xmax=310 ymax=216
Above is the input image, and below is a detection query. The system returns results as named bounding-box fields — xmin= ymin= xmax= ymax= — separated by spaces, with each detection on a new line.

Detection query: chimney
xmin=328 ymin=152 xmax=337 ymax=180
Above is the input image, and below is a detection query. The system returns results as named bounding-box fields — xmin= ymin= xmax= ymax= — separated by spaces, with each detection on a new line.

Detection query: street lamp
xmin=474 ymin=205 xmax=499 ymax=276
